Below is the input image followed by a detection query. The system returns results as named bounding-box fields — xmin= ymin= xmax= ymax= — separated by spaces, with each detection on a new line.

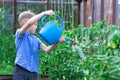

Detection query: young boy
xmin=13 ymin=10 xmax=66 ymax=80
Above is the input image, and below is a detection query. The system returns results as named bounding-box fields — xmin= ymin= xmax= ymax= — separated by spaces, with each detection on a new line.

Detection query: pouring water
xmin=72 ymin=45 xmax=86 ymax=61
xmin=65 ymin=38 xmax=86 ymax=61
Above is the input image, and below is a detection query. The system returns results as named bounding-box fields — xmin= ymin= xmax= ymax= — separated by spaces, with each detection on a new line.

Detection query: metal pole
xmin=14 ymin=0 xmax=17 ymax=34
xmin=47 ymin=0 xmax=50 ymax=10
xmin=92 ymin=0 xmax=94 ymax=23
xmin=100 ymin=0 xmax=104 ymax=21
xmin=83 ymin=0 xmax=87 ymax=27
xmin=75 ymin=0 xmax=82 ymax=25
xmin=112 ymin=0 xmax=116 ymax=25
xmin=78 ymin=1 xmax=81 ymax=25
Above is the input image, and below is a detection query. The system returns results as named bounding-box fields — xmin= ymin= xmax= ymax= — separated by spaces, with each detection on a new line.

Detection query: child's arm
xmin=20 ymin=10 xmax=55 ymax=36
xmin=40 ymin=43 xmax=58 ymax=53
xmin=40 ymin=36 xmax=65 ymax=53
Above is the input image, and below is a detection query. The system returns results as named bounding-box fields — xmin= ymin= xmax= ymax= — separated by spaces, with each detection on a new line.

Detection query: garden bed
xmin=40 ymin=75 xmax=50 ymax=80
xmin=0 ymin=75 xmax=12 ymax=80
xmin=0 ymin=75 xmax=49 ymax=80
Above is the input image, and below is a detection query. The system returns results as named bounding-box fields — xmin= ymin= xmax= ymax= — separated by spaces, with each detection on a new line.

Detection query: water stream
xmin=72 ymin=45 xmax=86 ymax=61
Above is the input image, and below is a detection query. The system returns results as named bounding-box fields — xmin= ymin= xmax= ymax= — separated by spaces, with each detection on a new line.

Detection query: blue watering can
xmin=39 ymin=14 xmax=73 ymax=45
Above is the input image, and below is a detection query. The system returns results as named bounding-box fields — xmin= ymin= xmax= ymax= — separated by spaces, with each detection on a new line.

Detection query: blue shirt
xmin=15 ymin=29 xmax=42 ymax=72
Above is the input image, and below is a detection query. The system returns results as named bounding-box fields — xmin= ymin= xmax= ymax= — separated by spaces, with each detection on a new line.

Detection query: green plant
xmin=0 ymin=32 xmax=15 ymax=74
xmin=39 ymin=21 xmax=120 ymax=80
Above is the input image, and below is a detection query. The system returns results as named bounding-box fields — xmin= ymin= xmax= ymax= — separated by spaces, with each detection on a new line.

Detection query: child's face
xmin=28 ymin=23 xmax=37 ymax=34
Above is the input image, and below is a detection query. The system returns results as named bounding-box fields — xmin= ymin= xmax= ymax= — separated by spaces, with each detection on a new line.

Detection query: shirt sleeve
xmin=15 ymin=29 xmax=27 ymax=38
xmin=37 ymin=37 xmax=42 ymax=49
xmin=15 ymin=29 xmax=21 ymax=38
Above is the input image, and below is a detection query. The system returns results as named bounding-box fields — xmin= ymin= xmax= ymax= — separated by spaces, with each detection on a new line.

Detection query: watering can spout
xmin=64 ymin=37 xmax=77 ymax=45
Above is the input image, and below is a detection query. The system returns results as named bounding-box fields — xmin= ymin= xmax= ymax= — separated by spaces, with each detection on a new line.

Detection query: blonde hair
xmin=18 ymin=11 xmax=35 ymax=26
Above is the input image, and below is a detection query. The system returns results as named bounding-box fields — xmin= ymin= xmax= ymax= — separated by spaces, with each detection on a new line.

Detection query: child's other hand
xmin=44 ymin=10 xmax=55 ymax=16
xmin=59 ymin=36 xmax=66 ymax=44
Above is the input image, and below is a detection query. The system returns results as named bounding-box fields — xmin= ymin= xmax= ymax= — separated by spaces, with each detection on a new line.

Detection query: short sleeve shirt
xmin=15 ymin=29 xmax=42 ymax=72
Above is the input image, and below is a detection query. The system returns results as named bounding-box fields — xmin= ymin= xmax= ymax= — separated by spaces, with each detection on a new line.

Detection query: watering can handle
xmin=41 ymin=14 xmax=64 ymax=32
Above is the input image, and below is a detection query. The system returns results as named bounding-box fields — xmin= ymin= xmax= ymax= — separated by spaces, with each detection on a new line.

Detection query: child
xmin=13 ymin=10 xmax=66 ymax=80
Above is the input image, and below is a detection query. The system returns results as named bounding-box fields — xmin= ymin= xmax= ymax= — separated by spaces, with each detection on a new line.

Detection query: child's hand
xmin=72 ymin=40 xmax=77 ymax=45
xmin=44 ymin=10 xmax=55 ymax=16
xmin=59 ymin=36 xmax=66 ymax=44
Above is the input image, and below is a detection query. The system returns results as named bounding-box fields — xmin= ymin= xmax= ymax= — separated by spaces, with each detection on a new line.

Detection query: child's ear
xmin=23 ymin=20 xmax=28 ymax=25
xmin=20 ymin=19 xmax=27 ymax=26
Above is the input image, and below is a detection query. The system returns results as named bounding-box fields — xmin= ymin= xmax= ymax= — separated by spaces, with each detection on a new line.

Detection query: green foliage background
xmin=1 ymin=17 xmax=120 ymax=79
xmin=39 ymin=21 xmax=120 ymax=80
xmin=0 ymin=1 xmax=120 ymax=80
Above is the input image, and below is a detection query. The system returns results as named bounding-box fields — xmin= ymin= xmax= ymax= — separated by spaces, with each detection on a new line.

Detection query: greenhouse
xmin=0 ymin=0 xmax=120 ymax=80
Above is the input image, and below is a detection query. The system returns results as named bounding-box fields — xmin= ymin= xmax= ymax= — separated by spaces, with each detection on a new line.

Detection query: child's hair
xmin=18 ymin=11 xmax=35 ymax=26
